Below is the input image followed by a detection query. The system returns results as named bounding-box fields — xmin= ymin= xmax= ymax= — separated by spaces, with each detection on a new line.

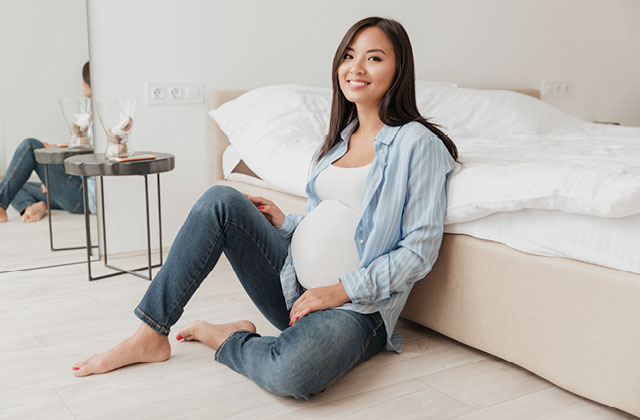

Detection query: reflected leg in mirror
xmin=0 ymin=138 xmax=46 ymax=221
xmin=12 ymin=182 xmax=48 ymax=223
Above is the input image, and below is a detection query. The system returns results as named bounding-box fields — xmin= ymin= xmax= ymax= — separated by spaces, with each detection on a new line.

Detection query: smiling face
xmin=337 ymin=26 xmax=396 ymax=109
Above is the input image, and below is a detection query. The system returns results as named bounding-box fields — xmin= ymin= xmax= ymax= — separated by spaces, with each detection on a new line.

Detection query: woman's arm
xmin=273 ymin=213 xmax=305 ymax=238
xmin=339 ymin=136 xmax=455 ymax=304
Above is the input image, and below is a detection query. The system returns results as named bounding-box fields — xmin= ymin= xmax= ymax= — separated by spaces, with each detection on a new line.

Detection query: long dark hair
xmin=318 ymin=17 xmax=458 ymax=163
xmin=82 ymin=61 xmax=90 ymax=87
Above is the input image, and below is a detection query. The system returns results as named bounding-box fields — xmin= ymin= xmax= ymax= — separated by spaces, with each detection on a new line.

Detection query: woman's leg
xmin=191 ymin=308 xmax=387 ymax=399
xmin=74 ymin=185 xmax=291 ymax=376
xmin=34 ymin=164 xmax=85 ymax=214
xmin=11 ymin=182 xmax=51 ymax=223
xmin=134 ymin=185 xmax=291 ymax=334
xmin=0 ymin=138 xmax=46 ymax=212
xmin=10 ymin=182 xmax=45 ymax=214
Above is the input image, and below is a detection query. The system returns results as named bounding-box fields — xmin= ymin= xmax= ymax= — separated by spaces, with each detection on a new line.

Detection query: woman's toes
xmin=176 ymin=325 xmax=197 ymax=342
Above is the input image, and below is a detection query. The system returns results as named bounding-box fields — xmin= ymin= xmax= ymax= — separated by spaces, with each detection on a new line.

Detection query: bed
xmin=207 ymin=85 xmax=640 ymax=417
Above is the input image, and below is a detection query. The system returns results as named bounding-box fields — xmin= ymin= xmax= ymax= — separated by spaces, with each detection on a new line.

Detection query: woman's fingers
xmin=290 ymin=306 xmax=311 ymax=326
xmin=244 ymin=194 xmax=269 ymax=205
xmin=289 ymin=296 xmax=301 ymax=322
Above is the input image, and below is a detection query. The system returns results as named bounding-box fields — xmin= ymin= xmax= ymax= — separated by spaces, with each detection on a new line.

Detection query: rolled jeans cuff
xmin=214 ymin=330 xmax=257 ymax=362
xmin=134 ymin=306 xmax=171 ymax=336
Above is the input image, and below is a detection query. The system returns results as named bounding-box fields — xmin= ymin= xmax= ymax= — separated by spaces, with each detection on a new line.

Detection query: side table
xmin=64 ymin=152 xmax=175 ymax=281
xmin=34 ymin=147 xmax=97 ymax=252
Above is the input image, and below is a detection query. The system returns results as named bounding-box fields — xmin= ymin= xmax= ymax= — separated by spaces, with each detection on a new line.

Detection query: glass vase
xmin=59 ymin=97 xmax=93 ymax=149
xmin=97 ymin=98 xmax=137 ymax=158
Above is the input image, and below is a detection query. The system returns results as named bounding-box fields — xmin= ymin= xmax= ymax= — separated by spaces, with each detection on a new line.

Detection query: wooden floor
xmin=0 ymin=207 xmax=98 ymax=272
xmin=0 ymin=218 xmax=637 ymax=420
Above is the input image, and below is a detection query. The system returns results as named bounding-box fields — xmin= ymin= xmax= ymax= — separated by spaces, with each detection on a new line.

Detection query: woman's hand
xmin=289 ymin=283 xmax=351 ymax=326
xmin=43 ymin=142 xmax=54 ymax=148
xmin=243 ymin=193 xmax=285 ymax=227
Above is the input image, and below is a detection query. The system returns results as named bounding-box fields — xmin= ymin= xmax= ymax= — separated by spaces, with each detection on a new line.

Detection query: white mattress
xmin=445 ymin=209 xmax=640 ymax=275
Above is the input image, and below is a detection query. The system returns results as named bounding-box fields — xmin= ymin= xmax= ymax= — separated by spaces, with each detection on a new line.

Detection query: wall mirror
xmin=0 ymin=0 xmax=97 ymax=273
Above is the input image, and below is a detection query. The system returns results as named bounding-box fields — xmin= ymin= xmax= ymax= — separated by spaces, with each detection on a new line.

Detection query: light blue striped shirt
xmin=275 ymin=118 xmax=455 ymax=353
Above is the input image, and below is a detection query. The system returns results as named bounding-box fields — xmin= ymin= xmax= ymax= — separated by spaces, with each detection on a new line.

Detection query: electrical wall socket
xmin=541 ymin=80 xmax=571 ymax=98
xmin=146 ymin=81 xmax=204 ymax=105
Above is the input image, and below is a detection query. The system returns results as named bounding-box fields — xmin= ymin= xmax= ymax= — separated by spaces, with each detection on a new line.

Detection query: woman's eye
xmin=368 ymin=56 xmax=381 ymax=62
xmin=343 ymin=54 xmax=353 ymax=60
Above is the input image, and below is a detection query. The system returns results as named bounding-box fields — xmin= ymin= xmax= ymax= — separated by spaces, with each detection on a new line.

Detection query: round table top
xmin=64 ymin=152 xmax=175 ymax=176
xmin=34 ymin=147 xmax=94 ymax=165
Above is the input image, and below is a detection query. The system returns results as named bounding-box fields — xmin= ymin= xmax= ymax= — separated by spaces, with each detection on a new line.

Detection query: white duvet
xmin=445 ymin=124 xmax=640 ymax=224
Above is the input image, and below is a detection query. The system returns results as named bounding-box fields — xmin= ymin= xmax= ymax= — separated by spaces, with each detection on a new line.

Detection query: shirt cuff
xmin=339 ymin=269 xmax=370 ymax=305
xmin=274 ymin=213 xmax=296 ymax=238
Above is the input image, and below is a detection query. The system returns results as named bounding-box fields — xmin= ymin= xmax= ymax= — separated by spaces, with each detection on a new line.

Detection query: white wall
xmin=87 ymin=0 xmax=640 ymax=254
xmin=0 ymin=0 xmax=89 ymax=175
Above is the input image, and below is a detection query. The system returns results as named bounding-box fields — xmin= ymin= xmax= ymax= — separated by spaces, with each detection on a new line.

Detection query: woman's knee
xmin=264 ymin=341 xmax=337 ymax=400
xmin=191 ymin=185 xmax=247 ymax=219
xmin=19 ymin=138 xmax=44 ymax=150
xmin=264 ymin=363 xmax=317 ymax=400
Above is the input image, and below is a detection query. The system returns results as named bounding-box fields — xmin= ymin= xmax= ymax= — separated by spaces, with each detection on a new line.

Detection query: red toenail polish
xmin=176 ymin=335 xmax=183 ymax=341
xmin=296 ymin=316 xmax=299 ymax=320
xmin=258 ymin=206 xmax=265 ymax=210
xmin=72 ymin=367 xmax=79 ymax=370
xmin=289 ymin=321 xmax=292 ymax=326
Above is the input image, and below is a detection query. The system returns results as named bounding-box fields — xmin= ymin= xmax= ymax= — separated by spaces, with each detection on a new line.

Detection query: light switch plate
xmin=541 ymin=80 xmax=571 ymax=98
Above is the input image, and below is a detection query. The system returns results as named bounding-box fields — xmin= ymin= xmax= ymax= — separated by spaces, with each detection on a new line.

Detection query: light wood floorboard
xmin=0 ymin=207 xmax=97 ymax=272
xmin=0 ymin=228 xmax=637 ymax=419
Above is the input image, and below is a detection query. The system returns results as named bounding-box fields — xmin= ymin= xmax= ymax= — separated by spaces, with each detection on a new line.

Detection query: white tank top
xmin=290 ymin=161 xmax=372 ymax=290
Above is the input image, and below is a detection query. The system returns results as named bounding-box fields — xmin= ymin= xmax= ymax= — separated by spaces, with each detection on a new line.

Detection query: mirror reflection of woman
xmin=73 ymin=18 xmax=458 ymax=400
xmin=0 ymin=62 xmax=96 ymax=223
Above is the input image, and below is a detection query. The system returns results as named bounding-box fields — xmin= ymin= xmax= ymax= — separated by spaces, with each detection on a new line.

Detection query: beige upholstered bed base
xmin=209 ymin=90 xmax=640 ymax=417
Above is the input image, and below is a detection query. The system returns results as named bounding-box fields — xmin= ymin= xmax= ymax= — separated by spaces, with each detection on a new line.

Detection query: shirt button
xmin=359 ymin=227 xmax=363 ymax=231
xmin=359 ymin=239 xmax=364 ymax=244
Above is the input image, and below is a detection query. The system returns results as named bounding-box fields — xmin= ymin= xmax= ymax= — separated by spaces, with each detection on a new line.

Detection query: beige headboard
xmin=208 ymin=88 xmax=541 ymax=184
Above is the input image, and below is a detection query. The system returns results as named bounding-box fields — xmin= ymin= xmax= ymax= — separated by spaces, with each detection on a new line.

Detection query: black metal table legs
xmin=81 ymin=174 xmax=164 ymax=281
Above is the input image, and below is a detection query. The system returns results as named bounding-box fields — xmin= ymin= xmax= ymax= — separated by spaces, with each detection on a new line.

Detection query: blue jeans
xmin=135 ymin=185 xmax=387 ymax=399
xmin=0 ymin=138 xmax=84 ymax=214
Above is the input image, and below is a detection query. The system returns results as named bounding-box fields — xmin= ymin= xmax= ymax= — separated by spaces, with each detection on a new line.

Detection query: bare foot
xmin=176 ymin=320 xmax=256 ymax=350
xmin=0 ymin=207 xmax=7 ymax=223
xmin=73 ymin=323 xmax=171 ymax=377
xmin=21 ymin=201 xmax=47 ymax=223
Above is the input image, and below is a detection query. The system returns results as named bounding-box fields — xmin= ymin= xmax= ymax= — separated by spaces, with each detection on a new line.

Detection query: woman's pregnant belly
xmin=290 ymin=200 xmax=361 ymax=290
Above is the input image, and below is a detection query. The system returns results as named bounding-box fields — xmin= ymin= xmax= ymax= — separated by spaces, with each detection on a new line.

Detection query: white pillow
xmin=416 ymin=80 xmax=458 ymax=89
xmin=210 ymin=85 xmax=331 ymax=196
xmin=416 ymin=86 xmax=586 ymax=136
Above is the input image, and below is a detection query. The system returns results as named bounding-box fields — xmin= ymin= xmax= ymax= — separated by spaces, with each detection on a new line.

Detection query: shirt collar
xmin=339 ymin=118 xmax=359 ymax=142
xmin=339 ymin=118 xmax=402 ymax=146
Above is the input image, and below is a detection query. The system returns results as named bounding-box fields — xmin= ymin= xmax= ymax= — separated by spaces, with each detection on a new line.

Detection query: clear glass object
xmin=96 ymin=98 xmax=137 ymax=157
xmin=59 ymin=97 xmax=93 ymax=149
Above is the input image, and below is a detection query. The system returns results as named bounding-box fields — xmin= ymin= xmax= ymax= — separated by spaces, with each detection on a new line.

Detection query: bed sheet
xmin=445 ymin=209 xmax=640 ymax=275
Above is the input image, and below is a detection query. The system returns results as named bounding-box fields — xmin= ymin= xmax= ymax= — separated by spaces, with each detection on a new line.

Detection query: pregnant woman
xmin=73 ymin=17 xmax=459 ymax=399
